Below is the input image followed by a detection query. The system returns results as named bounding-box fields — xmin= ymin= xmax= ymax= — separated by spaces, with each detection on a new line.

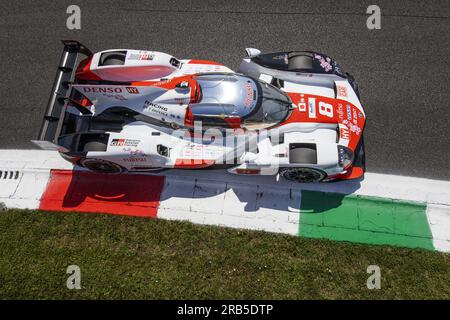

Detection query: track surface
xmin=0 ymin=0 xmax=449 ymax=179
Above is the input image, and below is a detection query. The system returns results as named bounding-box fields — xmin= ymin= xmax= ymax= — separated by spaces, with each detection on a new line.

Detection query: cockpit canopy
xmin=191 ymin=74 xmax=258 ymax=117
xmin=189 ymin=74 xmax=293 ymax=130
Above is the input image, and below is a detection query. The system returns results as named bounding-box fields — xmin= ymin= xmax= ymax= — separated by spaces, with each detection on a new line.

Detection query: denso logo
xmin=83 ymin=87 xmax=123 ymax=93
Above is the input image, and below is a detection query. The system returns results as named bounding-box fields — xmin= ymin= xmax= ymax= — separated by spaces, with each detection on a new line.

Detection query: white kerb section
xmin=158 ymin=175 xmax=299 ymax=235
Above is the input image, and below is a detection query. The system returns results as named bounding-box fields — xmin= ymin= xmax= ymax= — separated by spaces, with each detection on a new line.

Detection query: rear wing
xmin=33 ymin=40 xmax=92 ymax=149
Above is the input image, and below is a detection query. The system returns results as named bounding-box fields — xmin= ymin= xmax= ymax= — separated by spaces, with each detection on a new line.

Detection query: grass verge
xmin=0 ymin=209 xmax=449 ymax=299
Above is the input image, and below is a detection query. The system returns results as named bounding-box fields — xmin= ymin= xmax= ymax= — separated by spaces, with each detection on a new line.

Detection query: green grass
xmin=0 ymin=209 xmax=449 ymax=299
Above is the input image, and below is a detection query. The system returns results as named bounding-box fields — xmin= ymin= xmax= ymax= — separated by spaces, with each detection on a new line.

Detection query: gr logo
xmin=66 ymin=265 xmax=81 ymax=290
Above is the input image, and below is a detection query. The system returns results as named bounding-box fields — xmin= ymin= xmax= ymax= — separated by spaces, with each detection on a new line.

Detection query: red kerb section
xmin=39 ymin=170 xmax=165 ymax=217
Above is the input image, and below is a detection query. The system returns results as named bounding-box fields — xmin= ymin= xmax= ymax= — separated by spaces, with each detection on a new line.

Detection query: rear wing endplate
xmin=33 ymin=40 xmax=92 ymax=147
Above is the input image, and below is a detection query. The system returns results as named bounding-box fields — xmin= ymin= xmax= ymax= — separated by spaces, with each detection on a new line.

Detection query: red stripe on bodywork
xmin=188 ymin=59 xmax=223 ymax=66
xmin=223 ymin=117 xmax=241 ymax=129
xmin=174 ymin=159 xmax=215 ymax=169
xmin=39 ymin=170 xmax=165 ymax=217
xmin=336 ymin=166 xmax=364 ymax=180
xmin=75 ymin=58 xmax=103 ymax=81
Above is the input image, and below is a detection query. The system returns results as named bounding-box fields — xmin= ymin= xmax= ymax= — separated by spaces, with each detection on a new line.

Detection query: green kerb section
xmin=299 ymin=191 xmax=434 ymax=250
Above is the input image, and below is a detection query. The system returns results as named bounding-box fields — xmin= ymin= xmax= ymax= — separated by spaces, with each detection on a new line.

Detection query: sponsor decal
xmin=151 ymin=79 xmax=172 ymax=86
xmin=102 ymin=93 xmax=127 ymax=101
xmin=308 ymin=97 xmax=317 ymax=118
xmin=342 ymin=120 xmax=361 ymax=135
xmin=244 ymin=82 xmax=253 ymax=108
xmin=83 ymin=87 xmax=122 ymax=93
xmin=340 ymin=127 xmax=350 ymax=140
xmin=123 ymin=148 xmax=146 ymax=156
xmin=128 ymin=51 xmax=154 ymax=61
xmin=110 ymin=139 xmax=140 ymax=147
xmin=353 ymin=109 xmax=358 ymax=125
xmin=174 ymin=97 xmax=189 ymax=104
xmin=333 ymin=61 xmax=343 ymax=76
xmin=81 ymin=87 xmax=127 ymax=101
xmin=346 ymin=105 xmax=352 ymax=121
xmin=123 ymin=157 xmax=147 ymax=163
xmin=314 ymin=54 xmax=333 ymax=72
xmin=111 ymin=139 xmax=125 ymax=146
xmin=298 ymin=97 xmax=307 ymax=112
xmin=337 ymin=85 xmax=347 ymax=97
xmin=337 ymin=103 xmax=344 ymax=119
xmin=126 ymin=87 xmax=140 ymax=94
xmin=143 ymin=100 xmax=168 ymax=116
xmin=182 ymin=143 xmax=225 ymax=159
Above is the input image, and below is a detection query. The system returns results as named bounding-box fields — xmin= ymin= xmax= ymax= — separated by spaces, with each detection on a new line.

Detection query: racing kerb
xmin=0 ymin=150 xmax=449 ymax=252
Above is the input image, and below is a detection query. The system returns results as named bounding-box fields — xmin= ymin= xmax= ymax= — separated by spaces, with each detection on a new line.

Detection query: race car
xmin=34 ymin=40 xmax=366 ymax=183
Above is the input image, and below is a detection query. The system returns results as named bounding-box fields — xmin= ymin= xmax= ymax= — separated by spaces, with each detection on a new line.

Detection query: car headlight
xmin=337 ymin=145 xmax=354 ymax=169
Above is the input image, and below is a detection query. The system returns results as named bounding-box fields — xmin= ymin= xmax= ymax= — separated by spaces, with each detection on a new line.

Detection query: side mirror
xmin=245 ymin=48 xmax=261 ymax=58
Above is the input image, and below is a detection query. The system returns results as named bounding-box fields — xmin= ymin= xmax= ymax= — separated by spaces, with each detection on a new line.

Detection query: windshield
xmin=189 ymin=74 xmax=292 ymax=130
xmin=243 ymin=81 xmax=292 ymax=130
xmin=193 ymin=74 xmax=259 ymax=117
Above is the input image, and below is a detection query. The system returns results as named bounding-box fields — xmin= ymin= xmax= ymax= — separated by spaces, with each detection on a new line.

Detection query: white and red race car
xmin=34 ymin=41 xmax=366 ymax=183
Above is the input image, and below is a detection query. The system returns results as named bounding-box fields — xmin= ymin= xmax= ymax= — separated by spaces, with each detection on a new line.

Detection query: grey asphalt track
xmin=0 ymin=0 xmax=449 ymax=180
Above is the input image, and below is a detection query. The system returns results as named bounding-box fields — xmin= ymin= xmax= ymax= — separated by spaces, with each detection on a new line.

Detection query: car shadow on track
xmin=52 ymin=168 xmax=362 ymax=216
xmin=159 ymin=170 xmax=363 ymax=214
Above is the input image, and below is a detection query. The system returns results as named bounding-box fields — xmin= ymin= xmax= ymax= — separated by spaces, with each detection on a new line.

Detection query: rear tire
xmin=288 ymin=53 xmax=313 ymax=70
xmin=102 ymin=57 xmax=125 ymax=66
xmin=78 ymin=158 xmax=125 ymax=174
xmin=280 ymin=167 xmax=326 ymax=183
xmin=100 ymin=52 xmax=127 ymax=66
xmin=82 ymin=141 xmax=108 ymax=152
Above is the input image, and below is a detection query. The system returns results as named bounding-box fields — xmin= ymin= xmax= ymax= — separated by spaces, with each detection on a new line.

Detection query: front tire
xmin=279 ymin=167 xmax=326 ymax=183
xmin=78 ymin=158 xmax=126 ymax=174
